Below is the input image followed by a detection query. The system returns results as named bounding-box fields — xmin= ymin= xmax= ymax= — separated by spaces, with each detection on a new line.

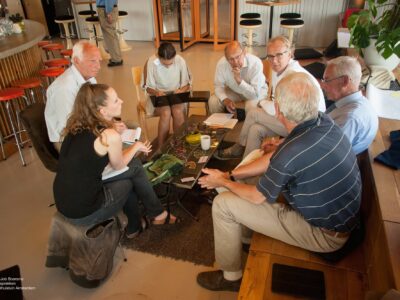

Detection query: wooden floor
xmin=239 ymin=233 xmax=367 ymax=300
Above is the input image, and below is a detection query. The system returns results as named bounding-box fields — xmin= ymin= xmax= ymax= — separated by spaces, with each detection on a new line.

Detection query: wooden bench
xmin=239 ymin=232 xmax=366 ymax=299
xmin=239 ymin=118 xmax=400 ymax=298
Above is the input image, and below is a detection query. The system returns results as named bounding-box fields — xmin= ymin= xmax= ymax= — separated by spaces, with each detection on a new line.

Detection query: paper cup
xmin=201 ymin=135 xmax=211 ymax=151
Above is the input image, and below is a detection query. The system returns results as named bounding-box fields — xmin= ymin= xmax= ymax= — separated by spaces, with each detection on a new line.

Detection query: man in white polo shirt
xmin=208 ymin=41 xmax=267 ymax=114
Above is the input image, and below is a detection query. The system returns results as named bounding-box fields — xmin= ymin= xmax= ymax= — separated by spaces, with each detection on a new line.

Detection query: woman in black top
xmin=54 ymin=83 xmax=178 ymax=238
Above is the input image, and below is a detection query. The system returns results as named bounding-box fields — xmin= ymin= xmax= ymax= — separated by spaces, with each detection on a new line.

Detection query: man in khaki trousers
xmin=96 ymin=0 xmax=123 ymax=67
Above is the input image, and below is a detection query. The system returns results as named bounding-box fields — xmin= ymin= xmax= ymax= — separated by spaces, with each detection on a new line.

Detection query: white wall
xmin=238 ymin=0 xmax=348 ymax=48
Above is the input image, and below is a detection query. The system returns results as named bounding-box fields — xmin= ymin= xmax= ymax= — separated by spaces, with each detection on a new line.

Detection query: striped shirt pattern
xmin=257 ymin=113 xmax=361 ymax=232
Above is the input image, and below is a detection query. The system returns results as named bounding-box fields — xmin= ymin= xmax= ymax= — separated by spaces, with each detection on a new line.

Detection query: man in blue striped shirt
xmin=197 ymin=72 xmax=361 ymax=292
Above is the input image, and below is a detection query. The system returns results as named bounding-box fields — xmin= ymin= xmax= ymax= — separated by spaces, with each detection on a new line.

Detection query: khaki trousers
xmin=97 ymin=7 xmax=122 ymax=62
xmin=239 ymin=107 xmax=288 ymax=157
xmin=208 ymin=88 xmax=258 ymax=114
xmin=212 ymin=191 xmax=348 ymax=273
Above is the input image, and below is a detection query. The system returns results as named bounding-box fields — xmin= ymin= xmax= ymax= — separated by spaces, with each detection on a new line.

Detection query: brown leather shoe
xmin=197 ymin=270 xmax=241 ymax=291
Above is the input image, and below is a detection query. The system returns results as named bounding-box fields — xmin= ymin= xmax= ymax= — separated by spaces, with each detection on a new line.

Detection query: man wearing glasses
xmin=321 ymin=56 xmax=378 ymax=155
xmin=215 ymin=36 xmax=325 ymax=160
xmin=208 ymin=41 xmax=267 ymax=114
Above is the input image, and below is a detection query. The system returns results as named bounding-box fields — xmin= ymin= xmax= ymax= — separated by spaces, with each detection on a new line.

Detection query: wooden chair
xmin=132 ymin=64 xmax=210 ymax=142
xmin=263 ymin=59 xmax=273 ymax=101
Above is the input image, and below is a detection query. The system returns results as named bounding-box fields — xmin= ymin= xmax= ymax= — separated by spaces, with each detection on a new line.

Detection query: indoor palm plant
xmin=347 ymin=0 xmax=400 ymax=70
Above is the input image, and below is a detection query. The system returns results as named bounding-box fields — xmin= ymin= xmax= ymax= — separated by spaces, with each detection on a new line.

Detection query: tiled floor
xmin=0 ymin=41 xmax=245 ymax=300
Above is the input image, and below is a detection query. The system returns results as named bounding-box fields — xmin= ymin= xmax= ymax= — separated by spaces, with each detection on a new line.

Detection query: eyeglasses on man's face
xmin=321 ymin=75 xmax=346 ymax=84
xmin=266 ymin=50 xmax=289 ymax=60
xmin=227 ymin=50 xmax=244 ymax=63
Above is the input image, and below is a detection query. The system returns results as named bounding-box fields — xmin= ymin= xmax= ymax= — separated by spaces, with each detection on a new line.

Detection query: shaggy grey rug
xmin=122 ymin=189 xmax=215 ymax=266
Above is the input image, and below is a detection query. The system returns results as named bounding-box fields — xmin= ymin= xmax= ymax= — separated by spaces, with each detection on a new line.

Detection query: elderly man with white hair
xmin=45 ymin=41 xmax=103 ymax=150
xmin=215 ymin=36 xmax=326 ymax=159
xmin=322 ymin=56 xmax=378 ymax=155
xmin=196 ymin=72 xmax=361 ymax=292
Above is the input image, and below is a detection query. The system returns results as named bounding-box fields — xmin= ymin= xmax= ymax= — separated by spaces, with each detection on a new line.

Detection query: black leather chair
xmin=19 ymin=103 xmax=58 ymax=172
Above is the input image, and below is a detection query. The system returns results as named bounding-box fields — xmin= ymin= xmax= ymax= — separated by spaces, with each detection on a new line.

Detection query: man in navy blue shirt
xmin=197 ymin=72 xmax=361 ymax=292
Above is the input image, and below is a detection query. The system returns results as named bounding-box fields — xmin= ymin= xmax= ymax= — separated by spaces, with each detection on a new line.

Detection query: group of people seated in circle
xmin=44 ymin=34 xmax=379 ymax=292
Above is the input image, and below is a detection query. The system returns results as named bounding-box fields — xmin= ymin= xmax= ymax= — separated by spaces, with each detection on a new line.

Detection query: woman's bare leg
xmin=171 ymin=103 xmax=186 ymax=133
xmin=154 ymin=106 xmax=172 ymax=147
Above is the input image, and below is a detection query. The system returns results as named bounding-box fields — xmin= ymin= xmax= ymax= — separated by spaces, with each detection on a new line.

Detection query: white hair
xmin=71 ymin=41 xmax=94 ymax=62
xmin=275 ymin=72 xmax=319 ymax=123
xmin=326 ymin=56 xmax=362 ymax=88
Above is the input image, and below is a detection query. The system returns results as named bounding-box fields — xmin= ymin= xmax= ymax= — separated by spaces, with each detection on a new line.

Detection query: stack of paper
xmin=204 ymin=113 xmax=234 ymax=127
xmin=121 ymin=127 xmax=141 ymax=144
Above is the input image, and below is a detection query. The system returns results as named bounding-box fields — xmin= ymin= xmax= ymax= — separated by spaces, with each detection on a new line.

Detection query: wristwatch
xmin=228 ymin=170 xmax=235 ymax=182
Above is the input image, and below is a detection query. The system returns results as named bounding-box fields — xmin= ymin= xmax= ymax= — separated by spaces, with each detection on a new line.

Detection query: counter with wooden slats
xmin=0 ymin=20 xmax=45 ymax=140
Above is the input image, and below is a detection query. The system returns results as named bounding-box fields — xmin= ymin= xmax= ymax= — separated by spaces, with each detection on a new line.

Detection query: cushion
xmin=240 ymin=19 xmax=262 ymax=26
xmin=240 ymin=13 xmax=261 ymax=19
xmin=281 ymin=19 xmax=304 ymax=26
xmin=119 ymin=11 xmax=128 ymax=16
xmin=55 ymin=15 xmax=74 ymax=21
xmin=78 ymin=10 xmax=96 ymax=16
xmin=280 ymin=12 xmax=301 ymax=19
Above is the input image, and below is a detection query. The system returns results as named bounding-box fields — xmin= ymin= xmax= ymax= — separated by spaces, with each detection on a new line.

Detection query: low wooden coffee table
xmin=149 ymin=114 xmax=232 ymax=220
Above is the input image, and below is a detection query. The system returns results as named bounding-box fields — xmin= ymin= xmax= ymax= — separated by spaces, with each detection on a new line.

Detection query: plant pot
xmin=362 ymin=39 xmax=400 ymax=71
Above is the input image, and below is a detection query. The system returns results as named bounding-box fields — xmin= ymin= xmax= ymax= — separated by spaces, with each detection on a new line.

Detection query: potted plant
xmin=347 ymin=0 xmax=400 ymax=70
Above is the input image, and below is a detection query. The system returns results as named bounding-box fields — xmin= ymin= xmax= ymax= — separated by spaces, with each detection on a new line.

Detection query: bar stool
xmin=117 ymin=11 xmax=131 ymax=51
xmin=41 ymin=43 xmax=64 ymax=60
xmin=78 ymin=10 xmax=96 ymax=41
xmin=240 ymin=13 xmax=261 ymax=47
xmin=40 ymin=67 xmax=65 ymax=87
xmin=38 ymin=40 xmax=51 ymax=48
xmin=55 ymin=15 xmax=76 ymax=49
xmin=0 ymin=88 xmax=30 ymax=166
xmin=85 ymin=16 xmax=110 ymax=60
xmin=11 ymin=78 xmax=46 ymax=105
xmin=60 ymin=49 xmax=73 ymax=58
xmin=44 ymin=58 xmax=70 ymax=69
xmin=280 ymin=18 xmax=304 ymax=45
xmin=239 ymin=19 xmax=262 ymax=48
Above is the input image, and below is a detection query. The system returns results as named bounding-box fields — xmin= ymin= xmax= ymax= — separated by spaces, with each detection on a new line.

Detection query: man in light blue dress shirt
xmin=321 ymin=56 xmax=378 ymax=155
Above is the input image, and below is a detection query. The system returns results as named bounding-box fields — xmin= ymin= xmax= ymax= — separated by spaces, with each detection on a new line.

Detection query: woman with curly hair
xmin=53 ymin=82 xmax=178 ymax=238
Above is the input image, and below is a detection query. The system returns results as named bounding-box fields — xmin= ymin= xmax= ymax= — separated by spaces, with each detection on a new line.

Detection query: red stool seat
xmin=38 ymin=40 xmax=51 ymax=47
xmin=42 ymin=43 xmax=64 ymax=51
xmin=60 ymin=49 xmax=73 ymax=57
xmin=40 ymin=67 xmax=65 ymax=78
xmin=12 ymin=78 xmax=42 ymax=89
xmin=0 ymin=88 xmax=25 ymax=101
xmin=44 ymin=58 xmax=70 ymax=68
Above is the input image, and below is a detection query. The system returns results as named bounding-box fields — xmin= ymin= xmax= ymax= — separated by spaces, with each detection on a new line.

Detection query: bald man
xmin=208 ymin=41 xmax=267 ymax=114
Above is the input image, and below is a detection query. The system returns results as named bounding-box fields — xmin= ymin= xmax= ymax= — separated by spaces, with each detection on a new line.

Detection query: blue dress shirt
xmin=328 ymin=91 xmax=378 ymax=155
xmin=96 ymin=0 xmax=117 ymax=13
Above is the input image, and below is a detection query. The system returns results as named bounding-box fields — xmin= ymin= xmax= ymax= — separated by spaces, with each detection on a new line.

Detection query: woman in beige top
xmin=144 ymin=42 xmax=191 ymax=147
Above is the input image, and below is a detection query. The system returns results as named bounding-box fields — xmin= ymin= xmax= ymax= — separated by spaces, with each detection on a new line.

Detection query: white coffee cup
xmin=201 ymin=135 xmax=211 ymax=151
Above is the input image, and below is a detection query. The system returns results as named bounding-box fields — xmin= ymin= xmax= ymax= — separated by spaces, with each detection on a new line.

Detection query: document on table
xmin=121 ymin=128 xmax=141 ymax=144
xmin=204 ymin=113 xmax=237 ymax=128
xmin=366 ymin=83 xmax=400 ymax=120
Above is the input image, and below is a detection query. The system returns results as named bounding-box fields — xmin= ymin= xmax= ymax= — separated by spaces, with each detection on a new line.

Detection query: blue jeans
xmin=66 ymin=158 xmax=164 ymax=234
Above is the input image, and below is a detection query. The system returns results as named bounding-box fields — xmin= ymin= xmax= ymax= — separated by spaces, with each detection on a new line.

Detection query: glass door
xmin=178 ymin=0 xmax=196 ymax=50
xmin=158 ymin=0 xmax=180 ymax=40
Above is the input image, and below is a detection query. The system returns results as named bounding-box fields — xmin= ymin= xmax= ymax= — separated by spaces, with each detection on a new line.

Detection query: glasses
xmin=266 ymin=50 xmax=289 ymax=60
xmin=227 ymin=50 xmax=244 ymax=63
xmin=321 ymin=75 xmax=346 ymax=84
